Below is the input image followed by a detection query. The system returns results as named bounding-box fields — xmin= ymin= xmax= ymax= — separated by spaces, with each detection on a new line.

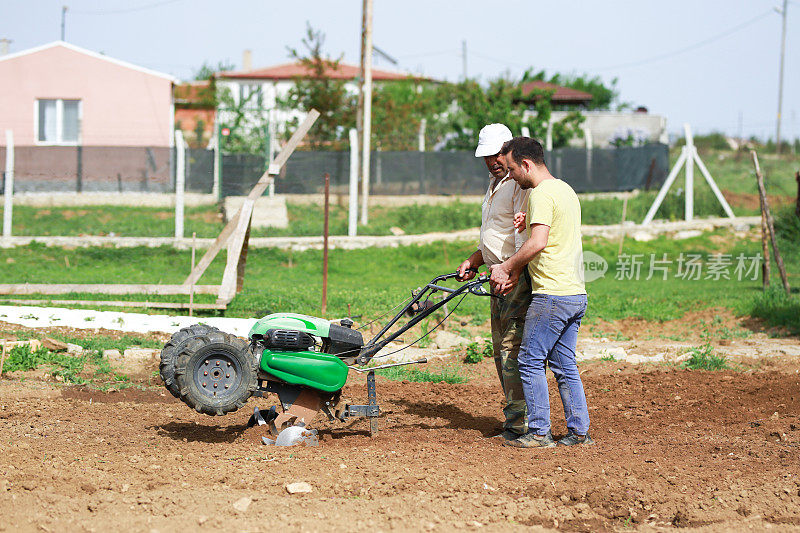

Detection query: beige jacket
xmin=478 ymin=174 xmax=529 ymax=267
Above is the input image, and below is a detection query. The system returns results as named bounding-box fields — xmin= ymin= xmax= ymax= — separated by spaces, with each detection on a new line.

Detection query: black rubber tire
xmin=160 ymin=324 xmax=221 ymax=398
xmin=173 ymin=330 xmax=257 ymax=416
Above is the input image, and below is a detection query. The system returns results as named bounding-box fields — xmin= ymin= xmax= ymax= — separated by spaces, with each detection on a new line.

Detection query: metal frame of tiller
xmin=253 ymin=271 xmax=493 ymax=436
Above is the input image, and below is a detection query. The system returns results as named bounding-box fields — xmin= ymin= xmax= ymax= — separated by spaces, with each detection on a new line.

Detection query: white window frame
xmin=34 ymin=98 xmax=82 ymax=146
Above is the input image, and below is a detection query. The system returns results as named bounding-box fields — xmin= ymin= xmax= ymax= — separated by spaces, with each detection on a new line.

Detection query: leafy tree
xmin=522 ymin=69 xmax=625 ymax=111
xmin=193 ymin=60 xmax=236 ymax=81
xmin=173 ymin=60 xmax=237 ymax=110
xmin=216 ymin=86 xmax=268 ymax=154
xmin=370 ymin=79 xmax=450 ymax=150
xmin=436 ymin=76 xmax=583 ymax=150
xmin=278 ymin=23 xmax=356 ymax=149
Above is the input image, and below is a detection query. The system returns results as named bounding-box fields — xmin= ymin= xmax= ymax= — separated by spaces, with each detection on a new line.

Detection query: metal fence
xmin=0 ymin=146 xmax=213 ymax=194
xmin=222 ymin=144 xmax=669 ymax=197
xmin=1 ymin=144 xmax=669 ymax=197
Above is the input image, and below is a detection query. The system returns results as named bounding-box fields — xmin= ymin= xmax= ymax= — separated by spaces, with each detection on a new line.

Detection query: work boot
xmin=503 ymin=430 xmax=556 ymax=448
xmin=557 ymin=432 xmax=595 ymax=446
xmin=490 ymin=429 xmax=523 ymax=441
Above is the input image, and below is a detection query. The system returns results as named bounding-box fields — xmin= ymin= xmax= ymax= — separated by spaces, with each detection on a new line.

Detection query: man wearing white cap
xmin=457 ymin=123 xmax=531 ymax=441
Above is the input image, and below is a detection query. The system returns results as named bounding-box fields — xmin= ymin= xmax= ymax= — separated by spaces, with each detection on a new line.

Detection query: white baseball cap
xmin=474 ymin=123 xmax=513 ymax=157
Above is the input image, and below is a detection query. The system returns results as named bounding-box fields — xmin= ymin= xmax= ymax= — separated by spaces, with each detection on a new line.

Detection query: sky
xmin=2 ymin=0 xmax=798 ymax=141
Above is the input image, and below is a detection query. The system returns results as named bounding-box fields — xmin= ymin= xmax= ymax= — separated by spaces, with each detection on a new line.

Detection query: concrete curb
xmin=0 ymin=216 xmax=759 ymax=251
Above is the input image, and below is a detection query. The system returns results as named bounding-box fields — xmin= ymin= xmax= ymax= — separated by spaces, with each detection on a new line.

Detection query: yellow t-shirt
xmin=525 ymin=179 xmax=586 ymax=296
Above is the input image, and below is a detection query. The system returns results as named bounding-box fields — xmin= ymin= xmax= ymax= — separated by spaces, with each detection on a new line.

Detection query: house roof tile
xmin=218 ymin=61 xmax=421 ymax=82
xmin=520 ymin=81 xmax=593 ymax=103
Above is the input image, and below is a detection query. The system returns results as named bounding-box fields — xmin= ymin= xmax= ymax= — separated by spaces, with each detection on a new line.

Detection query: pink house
xmin=0 ymin=42 xmax=180 ymax=192
xmin=0 ymin=41 xmax=175 ymax=148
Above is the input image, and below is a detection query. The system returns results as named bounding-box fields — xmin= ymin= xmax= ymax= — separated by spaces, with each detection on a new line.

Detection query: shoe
xmin=490 ymin=429 xmax=524 ymax=441
xmin=557 ymin=432 xmax=595 ymax=446
xmin=503 ymin=430 xmax=556 ymax=448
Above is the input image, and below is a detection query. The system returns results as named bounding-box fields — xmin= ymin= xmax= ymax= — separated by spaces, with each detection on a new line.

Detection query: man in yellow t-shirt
xmin=489 ymin=136 xmax=592 ymax=449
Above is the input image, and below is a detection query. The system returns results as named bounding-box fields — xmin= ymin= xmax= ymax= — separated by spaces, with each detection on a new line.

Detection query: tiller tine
xmin=262 ymin=389 xmax=323 ymax=447
xmin=247 ymin=405 xmax=277 ymax=427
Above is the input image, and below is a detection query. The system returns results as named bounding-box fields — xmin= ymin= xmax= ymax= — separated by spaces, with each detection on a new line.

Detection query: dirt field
xmin=1 ymin=327 xmax=800 ymax=532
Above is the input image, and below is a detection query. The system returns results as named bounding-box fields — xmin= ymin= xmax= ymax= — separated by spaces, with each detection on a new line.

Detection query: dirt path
xmin=1 ymin=354 xmax=799 ymax=532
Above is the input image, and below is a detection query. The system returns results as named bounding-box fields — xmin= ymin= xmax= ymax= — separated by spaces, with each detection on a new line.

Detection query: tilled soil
xmin=1 ymin=357 xmax=799 ymax=532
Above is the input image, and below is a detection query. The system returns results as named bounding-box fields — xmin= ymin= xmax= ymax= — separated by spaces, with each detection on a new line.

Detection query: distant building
xmin=0 ymin=41 xmax=177 ymax=192
xmin=0 ymin=41 xmax=176 ymax=147
xmin=213 ymin=60 xmax=424 ymax=141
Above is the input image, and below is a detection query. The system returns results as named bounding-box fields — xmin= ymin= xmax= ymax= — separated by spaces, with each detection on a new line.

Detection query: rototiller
xmin=159 ymin=271 xmax=492 ymax=446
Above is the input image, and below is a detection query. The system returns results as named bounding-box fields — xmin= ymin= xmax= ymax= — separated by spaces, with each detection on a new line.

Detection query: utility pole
xmin=776 ymin=0 xmax=788 ymax=154
xmin=360 ymin=0 xmax=373 ymax=225
xmin=462 ymin=40 xmax=467 ymax=80
xmin=61 ymin=5 xmax=68 ymax=41
xmin=355 ymin=0 xmax=367 ymax=221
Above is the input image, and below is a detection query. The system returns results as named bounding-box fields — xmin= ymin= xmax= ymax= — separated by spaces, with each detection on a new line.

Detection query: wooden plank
xmin=183 ymin=109 xmax=320 ymax=286
xmin=217 ymin=199 xmax=253 ymax=304
xmin=0 ymin=299 xmax=228 ymax=310
xmin=0 ymin=284 xmax=220 ymax=296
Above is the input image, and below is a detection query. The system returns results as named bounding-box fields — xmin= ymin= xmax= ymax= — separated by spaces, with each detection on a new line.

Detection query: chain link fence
xmin=1 ymin=144 xmax=668 ymax=197
xmin=223 ymin=144 xmax=669 ymax=196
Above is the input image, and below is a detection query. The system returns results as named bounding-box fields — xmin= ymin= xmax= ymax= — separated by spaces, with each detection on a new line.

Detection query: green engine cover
xmin=249 ymin=313 xmax=331 ymax=339
xmin=259 ymin=349 xmax=348 ymax=392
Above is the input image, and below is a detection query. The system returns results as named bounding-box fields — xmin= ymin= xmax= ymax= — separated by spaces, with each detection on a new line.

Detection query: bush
xmin=463 ymin=340 xmax=492 ymax=364
xmin=682 ymin=332 xmax=727 ymax=371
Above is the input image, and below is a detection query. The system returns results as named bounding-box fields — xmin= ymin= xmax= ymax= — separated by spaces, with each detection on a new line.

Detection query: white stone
xmin=122 ymin=348 xmax=160 ymax=362
xmin=434 ymin=330 xmax=471 ymax=350
xmin=232 ymin=497 xmax=252 ymax=512
xmin=631 ymin=231 xmax=656 ymax=242
xmin=389 ymin=226 xmax=405 ymax=236
xmin=285 ymin=482 xmax=313 ymax=494
xmin=673 ymin=230 xmax=702 ymax=240
xmin=103 ymin=349 xmax=122 ymax=361
xmin=224 ymin=196 xmax=288 ymax=229
xmin=66 ymin=343 xmax=84 ymax=355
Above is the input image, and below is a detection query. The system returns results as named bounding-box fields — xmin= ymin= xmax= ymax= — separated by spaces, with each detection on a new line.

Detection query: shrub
xmin=682 ymin=331 xmax=727 ymax=370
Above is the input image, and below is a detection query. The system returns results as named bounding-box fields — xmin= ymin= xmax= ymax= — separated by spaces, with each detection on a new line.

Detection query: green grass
xmin=692 ymin=149 xmax=799 ymax=196
xmin=375 ymin=364 xmax=468 ymax=384
xmin=682 ymin=331 xmax=728 ymax=371
xmin=0 ymin=208 xmax=798 ymax=335
xmin=0 ymin=344 xmax=129 ymax=384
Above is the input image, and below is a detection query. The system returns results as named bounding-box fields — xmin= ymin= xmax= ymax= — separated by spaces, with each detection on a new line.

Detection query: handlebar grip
xmin=455 ymin=267 xmax=479 ymax=282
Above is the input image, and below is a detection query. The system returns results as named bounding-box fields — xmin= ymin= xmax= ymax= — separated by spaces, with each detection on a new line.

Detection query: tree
xmin=216 ymin=86 xmax=268 ymax=154
xmin=370 ymin=79 xmax=450 ymax=150
xmin=435 ymin=75 xmax=584 ymax=150
xmin=522 ymin=69 xmax=626 ymax=111
xmin=193 ymin=60 xmax=236 ymax=82
xmin=278 ymin=23 xmax=356 ymax=149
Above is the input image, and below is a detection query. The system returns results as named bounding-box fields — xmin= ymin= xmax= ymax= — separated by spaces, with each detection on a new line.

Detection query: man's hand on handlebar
xmin=456 ymin=260 xmax=478 ymax=281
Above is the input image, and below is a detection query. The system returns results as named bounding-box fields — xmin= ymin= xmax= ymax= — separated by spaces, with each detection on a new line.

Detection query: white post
xmin=348 ymin=128 xmax=359 ymax=237
xmin=684 ymin=123 xmax=694 ymax=222
xmin=584 ymin=127 xmax=593 ymax=183
xmin=3 ymin=130 xmax=14 ymax=239
xmin=418 ymin=118 xmax=427 ymax=152
xmin=545 ymin=119 xmax=553 ymax=151
xmin=212 ymin=132 xmax=220 ymax=199
xmin=521 ymin=126 xmax=530 ymax=138
xmin=641 ymin=148 xmax=688 ymax=225
xmin=360 ymin=0 xmax=373 ymax=226
xmin=267 ymin=115 xmax=276 ymax=198
xmin=174 ymin=130 xmax=186 ymax=240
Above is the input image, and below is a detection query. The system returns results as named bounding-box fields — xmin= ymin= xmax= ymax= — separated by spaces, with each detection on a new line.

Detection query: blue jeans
xmin=518 ymin=294 xmax=589 ymax=436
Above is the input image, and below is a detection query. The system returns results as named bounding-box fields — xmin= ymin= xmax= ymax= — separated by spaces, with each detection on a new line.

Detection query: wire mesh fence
xmin=0 ymin=144 xmax=669 ymax=197
xmin=225 ymin=144 xmax=669 ymax=196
